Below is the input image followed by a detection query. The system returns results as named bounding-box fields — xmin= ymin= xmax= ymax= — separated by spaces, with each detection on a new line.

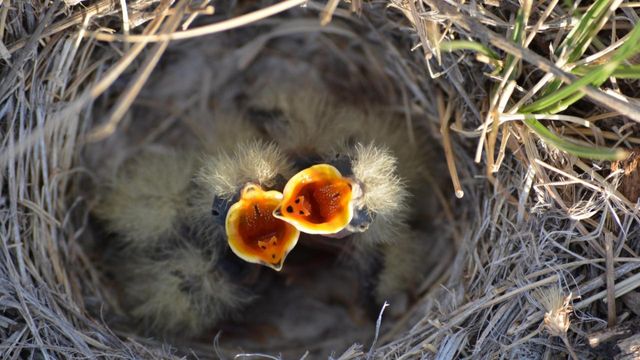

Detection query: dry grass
xmin=2 ymin=0 xmax=640 ymax=358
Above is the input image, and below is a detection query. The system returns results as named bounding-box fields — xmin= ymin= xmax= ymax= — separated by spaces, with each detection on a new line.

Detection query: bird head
xmin=198 ymin=140 xmax=299 ymax=271
xmin=224 ymin=183 xmax=299 ymax=271
xmin=272 ymin=164 xmax=373 ymax=237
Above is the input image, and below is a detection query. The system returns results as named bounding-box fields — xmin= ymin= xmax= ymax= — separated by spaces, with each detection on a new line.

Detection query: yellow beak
xmin=273 ymin=164 xmax=354 ymax=235
xmin=225 ymin=184 xmax=300 ymax=271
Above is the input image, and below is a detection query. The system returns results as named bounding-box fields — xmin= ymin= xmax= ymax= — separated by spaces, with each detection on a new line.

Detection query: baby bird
xmin=192 ymin=138 xmax=300 ymax=271
xmin=248 ymin=88 xmax=420 ymax=241
xmin=274 ymin=144 xmax=409 ymax=243
xmin=94 ymin=116 xmax=299 ymax=335
xmin=246 ymin=87 xmax=434 ymax=302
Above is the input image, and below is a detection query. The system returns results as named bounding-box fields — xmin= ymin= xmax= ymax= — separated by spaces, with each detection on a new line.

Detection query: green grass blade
xmin=543 ymin=0 xmax=616 ymax=95
xmin=572 ymin=64 xmax=640 ymax=79
xmin=523 ymin=116 xmax=628 ymax=160
xmin=566 ymin=0 xmax=615 ymax=60
xmin=502 ymin=7 xmax=526 ymax=79
xmin=521 ymin=23 xmax=640 ymax=114
xmin=519 ymin=63 xmax=613 ymax=113
xmin=439 ymin=40 xmax=500 ymax=61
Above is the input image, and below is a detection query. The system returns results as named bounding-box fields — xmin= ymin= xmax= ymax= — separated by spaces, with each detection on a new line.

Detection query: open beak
xmin=225 ymin=183 xmax=300 ymax=271
xmin=273 ymin=164 xmax=355 ymax=235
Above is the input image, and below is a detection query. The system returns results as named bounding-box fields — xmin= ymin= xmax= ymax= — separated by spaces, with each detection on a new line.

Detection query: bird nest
xmin=3 ymin=0 xmax=640 ymax=359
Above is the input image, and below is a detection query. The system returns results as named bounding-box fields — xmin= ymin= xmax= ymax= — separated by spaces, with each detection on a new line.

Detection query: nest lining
xmin=83 ymin=14 xmax=450 ymax=355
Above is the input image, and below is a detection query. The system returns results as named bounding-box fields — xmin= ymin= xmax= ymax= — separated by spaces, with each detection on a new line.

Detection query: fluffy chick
xmin=116 ymin=240 xmax=254 ymax=335
xmin=245 ymin=86 xmax=434 ymax=301
xmin=248 ymin=87 xmax=424 ymax=243
xmin=94 ymin=151 xmax=197 ymax=249
xmin=191 ymin=139 xmax=299 ymax=270
xmin=94 ymin=117 xmax=296 ymax=335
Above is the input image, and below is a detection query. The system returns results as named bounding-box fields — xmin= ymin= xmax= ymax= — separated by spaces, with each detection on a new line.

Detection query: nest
xmin=2 ymin=0 xmax=640 ymax=358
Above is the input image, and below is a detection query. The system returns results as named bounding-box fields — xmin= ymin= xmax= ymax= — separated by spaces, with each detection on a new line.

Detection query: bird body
xmin=95 ymin=131 xmax=296 ymax=334
xmin=94 ymin=85 xmax=435 ymax=335
xmin=247 ymin=86 xmax=435 ymax=302
xmin=94 ymin=151 xmax=197 ymax=250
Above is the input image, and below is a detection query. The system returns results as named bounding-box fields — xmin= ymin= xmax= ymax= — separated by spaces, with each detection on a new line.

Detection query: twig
xmin=366 ymin=302 xmax=389 ymax=359
xmin=605 ymin=232 xmax=617 ymax=327
xmin=320 ymin=0 xmax=340 ymax=26
xmin=89 ymin=0 xmax=307 ymax=42
xmin=560 ymin=334 xmax=580 ymax=360
xmin=119 ymin=0 xmax=131 ymax=51
xmin=7 ymin=0 xmax=120 ymax=54
xmin=86 ymin=0 xmax=188 ymax=141
xmin=438 ymin=91 xmax=464 ymax=198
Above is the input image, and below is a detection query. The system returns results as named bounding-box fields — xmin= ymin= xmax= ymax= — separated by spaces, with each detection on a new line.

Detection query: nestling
xmin=247 ymin=87 xmax=434 ymax=301
xmin=94 ymin=117 xmax=298 ymax=335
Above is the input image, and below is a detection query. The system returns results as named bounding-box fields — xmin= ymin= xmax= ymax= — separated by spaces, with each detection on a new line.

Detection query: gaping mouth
xmin=273 ymin=164 xmax=354 ymax=235
xmin=225 ymin=184 xmax=300 ymax=271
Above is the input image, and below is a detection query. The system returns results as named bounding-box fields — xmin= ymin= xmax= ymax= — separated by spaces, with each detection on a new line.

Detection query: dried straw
xmin=2 ymin=0 xmax=640 ymax=358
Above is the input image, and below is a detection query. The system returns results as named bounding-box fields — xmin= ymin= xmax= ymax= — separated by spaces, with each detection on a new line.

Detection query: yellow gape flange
xmin=273 ymin=164 xmax=354 ymax=235
xmin=226 ymin=184 xmax=300 ymax=271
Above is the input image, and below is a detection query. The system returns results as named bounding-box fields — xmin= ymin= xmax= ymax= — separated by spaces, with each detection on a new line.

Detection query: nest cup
xmin=81 ymin=3 xmax=453 ymax=355
xmin=6 ymin=0 xmax=640 ymax=359
xmin=0 ymin=1 xmax=457 ymax=358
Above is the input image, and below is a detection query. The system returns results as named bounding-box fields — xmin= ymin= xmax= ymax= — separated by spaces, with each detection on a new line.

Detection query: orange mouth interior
xmin=226 ymin=185 xmax=300 ymax=270
xmin=275 ymin=164 xmax=354 ymax=235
